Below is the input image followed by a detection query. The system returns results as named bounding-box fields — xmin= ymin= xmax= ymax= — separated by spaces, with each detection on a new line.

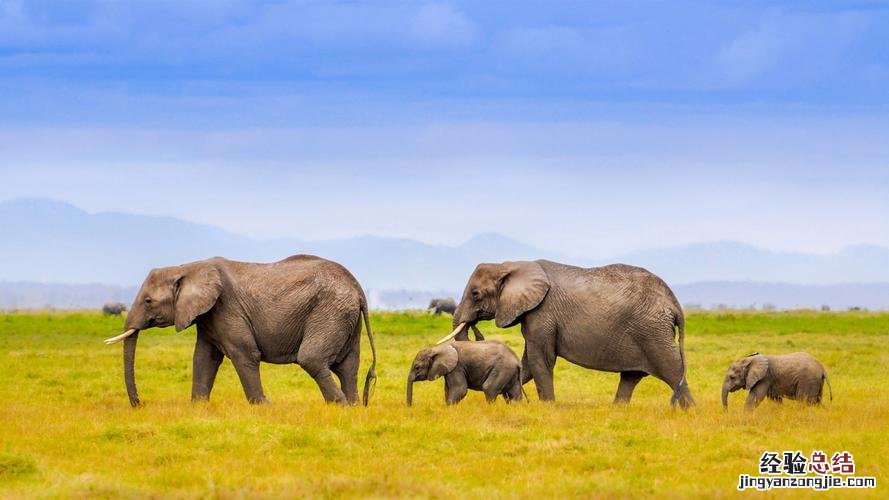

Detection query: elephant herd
xmin=105 ymin=255 xmax=831 ymax=411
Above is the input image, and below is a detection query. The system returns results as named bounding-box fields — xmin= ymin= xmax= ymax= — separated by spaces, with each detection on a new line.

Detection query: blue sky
xmin=1 ymin=1 xmax=888 ymax=258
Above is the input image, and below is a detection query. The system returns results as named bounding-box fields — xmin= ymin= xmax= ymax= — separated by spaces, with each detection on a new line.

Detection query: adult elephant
xmin=104 ymin=255 xmax=377 ymax=407
xmin=438 ymin=260 xmax=694 ymax=408
xmin=427 ymin=298 xmax=457 ymax=315
xmin=102 ymin=301 xmax=127 ymax=316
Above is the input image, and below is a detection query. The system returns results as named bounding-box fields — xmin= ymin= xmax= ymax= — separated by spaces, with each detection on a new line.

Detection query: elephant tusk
xmin=104 ymin=329 xmax=137 ymax=345
xmin=435 ymin=323 xmax=466 ymax=345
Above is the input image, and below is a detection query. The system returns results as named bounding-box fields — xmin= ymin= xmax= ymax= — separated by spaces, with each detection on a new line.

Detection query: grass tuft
xmin=0 ymin=452 xmax=38 ymax=480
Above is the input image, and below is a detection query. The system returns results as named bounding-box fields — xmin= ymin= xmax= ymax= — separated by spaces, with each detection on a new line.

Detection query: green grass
xmin=0 ymin=311 xmax=886 ymax=497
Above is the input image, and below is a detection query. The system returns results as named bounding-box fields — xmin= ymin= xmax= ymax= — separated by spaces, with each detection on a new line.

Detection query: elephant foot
xmin=671 ymin=393 xmax=695 ymax=410
xmin=318 ymin=384 xmax=348 ymax=405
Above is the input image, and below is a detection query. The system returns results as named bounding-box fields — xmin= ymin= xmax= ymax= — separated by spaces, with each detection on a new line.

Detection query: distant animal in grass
xmin=722 ymin=352 xmax=832 ymax=410
xmin=428 ymin=298 xmax=457 ymax=315
xmin=429 ymin=298 xmax=485 ymax=340
xmin=102 ymin=302 xmax=127 ymax=316
xmin=406 ymin=341 xmax=523 ymax=405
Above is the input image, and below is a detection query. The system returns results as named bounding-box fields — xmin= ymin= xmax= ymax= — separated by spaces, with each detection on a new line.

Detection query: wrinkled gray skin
xmin=119 ymin=255 xmax=377 ymax=407
xmin=406 ymin=341 xmax=522 ymax=405
xmin=722 ymin=352 xmax=832 ymax=410
xmin=453 ymin=260 xmax=694 ymax=408
xmin=102 ymin=302 xmax=127 ymax=316
xmin=428 ymin=297 xmax=457 ymax=315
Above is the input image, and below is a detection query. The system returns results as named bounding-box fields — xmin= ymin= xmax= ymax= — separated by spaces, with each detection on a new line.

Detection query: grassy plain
xmin=0 ymin=310 xmax=887 ymax=497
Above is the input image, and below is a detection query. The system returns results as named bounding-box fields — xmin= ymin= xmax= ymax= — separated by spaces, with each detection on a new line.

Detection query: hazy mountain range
xmin=2 ymin=198 xmax=888 ymax=310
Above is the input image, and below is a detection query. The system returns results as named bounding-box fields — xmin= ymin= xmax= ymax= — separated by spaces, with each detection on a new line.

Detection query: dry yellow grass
xmin=0 ymin=311 xmax=886 ymax=497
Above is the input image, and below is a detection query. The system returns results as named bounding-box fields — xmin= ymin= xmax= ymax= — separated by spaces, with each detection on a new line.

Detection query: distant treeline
xmin=2 ymin=281 xmax=889 ymax=311
xmin=0 ymin=282 xmax=137 ymax=310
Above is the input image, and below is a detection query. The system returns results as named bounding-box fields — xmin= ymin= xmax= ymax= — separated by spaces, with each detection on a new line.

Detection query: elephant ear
xmin=495 ymin=261 xmax=550 ymax=328
xmin=745 ymin=355 xmax=769 ymax=390
xmin=174 ymin=263 xmax=222 ymax=332
xmin=428 ymin=345 xmax=458 ymax=380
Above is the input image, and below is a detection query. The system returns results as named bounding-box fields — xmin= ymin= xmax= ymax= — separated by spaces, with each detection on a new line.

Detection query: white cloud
xmin=713 ymin=9 xmax=869 ymax=88
xmin=492 ymin=24 xmax=632 ymax=75
xmin=410 ymin=3 xmax=478 ymax=48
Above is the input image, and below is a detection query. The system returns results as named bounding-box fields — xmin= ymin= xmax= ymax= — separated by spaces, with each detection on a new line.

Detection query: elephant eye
xmin=144 ymin=296 xmax=152 ymax=304
xmin=471 ymin=289 xmax=480 ymax=300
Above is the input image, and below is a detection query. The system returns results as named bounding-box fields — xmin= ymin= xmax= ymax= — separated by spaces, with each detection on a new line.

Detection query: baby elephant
xmin=722 ymin=352 xmax=833 ymax=410
xmin=406 ymin=341 xmax=523 ymax=405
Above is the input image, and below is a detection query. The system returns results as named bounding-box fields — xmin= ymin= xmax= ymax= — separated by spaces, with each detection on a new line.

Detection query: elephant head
xmin=104 ymin=261 xmax=222 ymax=407
xmin=406 ymin=345 xmax=458 ymax=406
xmin=437 ymin=261 xmax=550 ymax=343
xmin=721 ymin=354 xmax=769 ymax=408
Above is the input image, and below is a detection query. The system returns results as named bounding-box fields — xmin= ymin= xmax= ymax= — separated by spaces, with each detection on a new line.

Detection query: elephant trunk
xmin=470 ymin=324 xmax=485 ymax=341
xmin=452 ymin=304 xmax=472 ymax=328
xmin=124 ymin=330 xmax=141 ymax=407
xmin=406 ymin=373 xmax=415 ymax=406
xmin=721 ymin=381 xmax=730 ymax=409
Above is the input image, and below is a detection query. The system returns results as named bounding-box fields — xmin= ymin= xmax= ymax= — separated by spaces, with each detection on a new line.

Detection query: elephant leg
xmin=745 ymin=384 xmax=768 ymax=410
xmin=213 ymin=324 xmax=267 ymax=404
xmin=525 ymin=339 xmax=556 ymax=401
xmin=613 ymin=371 xmax=647 ymax=404
xmin=298 ymin=348 xmax=348 ymax=404
xmin=297 ymin=313 xmax=353 ymax=404
xmin=483 ymin=390 xmax=498 ymax=403
xmin=444 ymin=374 xmax=468 ymax=405
xmin=797 ymin=381 xmax=821 ymax=404
xmin=229 ymin=350 xmax=267 ymax=404
xmin=220 ymin=326 xmax=268 ymax=404
xmin=192 ymin=333 xmax=224 ymax=402
xmin=521 ymin=348 xmax=533 ymax=384
xmin=642 ymin=334 xmax=695 ymax=409
xmin=482 ymin=366 xmax=511 ymax=403
xmin=331 ymin=345 xmax=360 ymax=405
xmin=505 ymin=379 xmax=523 ymax=402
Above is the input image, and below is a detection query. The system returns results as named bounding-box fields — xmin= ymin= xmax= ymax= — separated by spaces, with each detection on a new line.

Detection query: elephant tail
xmin=360 ymin=301 xmax=378 ymax=407
xmin=824 ymin=372 xmax=833 ymax=402
xmin=670 ymin=311 xmax=690 ymax=406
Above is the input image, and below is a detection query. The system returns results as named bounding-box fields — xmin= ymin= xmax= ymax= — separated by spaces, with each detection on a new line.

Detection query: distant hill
xmin=0 ymin=282 xmax=138 ymax=310
xmin=0 ymin=198 xmax=573 ymax=290
xmin=2 ymin=198 xmax=889 ymax=310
